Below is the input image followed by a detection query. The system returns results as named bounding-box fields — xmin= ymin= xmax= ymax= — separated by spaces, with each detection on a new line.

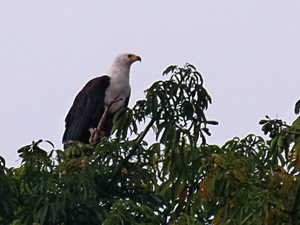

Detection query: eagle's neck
xmin=104 ymin=64 xmax=131 ymax=113
xmin=107 ymin=63 xmax=130 ymax=82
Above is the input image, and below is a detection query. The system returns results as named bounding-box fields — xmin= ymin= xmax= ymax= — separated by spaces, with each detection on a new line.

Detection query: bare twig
xmin=89 ymin=96 xmax=122 ymax=144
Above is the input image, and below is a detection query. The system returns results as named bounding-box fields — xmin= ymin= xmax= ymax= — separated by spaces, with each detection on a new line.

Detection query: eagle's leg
xmin=89 ymin=105 xmax=110 ymax=144
xmin=89 ymin=96 xmax=122 ymax=144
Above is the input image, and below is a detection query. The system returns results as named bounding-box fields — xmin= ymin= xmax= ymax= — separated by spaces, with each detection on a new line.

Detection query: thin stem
xmin=109 ymin=117 xmax=156 ymax=186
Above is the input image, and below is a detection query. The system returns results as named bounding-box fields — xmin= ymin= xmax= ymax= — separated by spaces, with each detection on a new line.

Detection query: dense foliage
xmin=1 ymin=64 xmax=300 ymax=225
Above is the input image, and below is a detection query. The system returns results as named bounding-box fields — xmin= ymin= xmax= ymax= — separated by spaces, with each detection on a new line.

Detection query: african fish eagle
xmin=62 ymin=53 xmax=141 ymax=146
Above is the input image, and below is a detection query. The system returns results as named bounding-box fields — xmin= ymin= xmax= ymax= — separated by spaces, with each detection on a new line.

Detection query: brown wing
xmin=62 ymin=76 xmax=110 ymax=144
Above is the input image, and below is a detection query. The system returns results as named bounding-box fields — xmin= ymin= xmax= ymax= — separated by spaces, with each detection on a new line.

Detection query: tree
xmin=1 ymin=64 xmax=300 ymax=225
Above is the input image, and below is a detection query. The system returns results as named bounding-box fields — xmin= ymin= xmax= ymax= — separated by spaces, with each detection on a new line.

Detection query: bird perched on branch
xmin=62 ymin=53 xmax=141 ymax=147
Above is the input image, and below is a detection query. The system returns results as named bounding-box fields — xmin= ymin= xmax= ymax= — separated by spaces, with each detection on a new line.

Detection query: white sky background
xmin=1 ymin=1 xmax=299 ymax=167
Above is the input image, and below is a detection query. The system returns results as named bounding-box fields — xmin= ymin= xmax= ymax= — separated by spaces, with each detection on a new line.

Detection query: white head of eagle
xmin=63 ymin=53 xmax=141 ymax=146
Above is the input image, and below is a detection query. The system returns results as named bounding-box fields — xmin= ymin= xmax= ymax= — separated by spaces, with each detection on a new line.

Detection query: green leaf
xmin=292 ymin=116 xmax=300 ymax=129
xmin=163 ymin=65 xmax=177 ymax=75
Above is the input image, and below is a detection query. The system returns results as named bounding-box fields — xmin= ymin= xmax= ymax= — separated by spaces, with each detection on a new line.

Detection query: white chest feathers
xmin=104 ymin=76 xmax=131 ymax=113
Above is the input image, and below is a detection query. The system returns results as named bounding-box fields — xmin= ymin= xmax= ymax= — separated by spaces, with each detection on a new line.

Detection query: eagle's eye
xmin=128 ymin=54 xmax=132 ymax=58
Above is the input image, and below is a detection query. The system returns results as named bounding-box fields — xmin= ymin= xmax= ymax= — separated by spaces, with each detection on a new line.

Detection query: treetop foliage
xmin=1 ymin=64 xmax=300 ymax=225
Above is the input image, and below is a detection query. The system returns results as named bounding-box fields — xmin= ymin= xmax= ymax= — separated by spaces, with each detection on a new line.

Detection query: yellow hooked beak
xmin=129 ymin=54 xmax=142 ymax=62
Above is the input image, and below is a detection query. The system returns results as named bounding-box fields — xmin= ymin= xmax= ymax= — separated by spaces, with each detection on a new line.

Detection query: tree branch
xmin=290 ymin=176 xmax=300 ymax=225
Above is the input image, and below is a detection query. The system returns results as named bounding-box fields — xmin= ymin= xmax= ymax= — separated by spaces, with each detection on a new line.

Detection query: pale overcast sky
xmin=1 ymin=1 xmax=299 ymax=167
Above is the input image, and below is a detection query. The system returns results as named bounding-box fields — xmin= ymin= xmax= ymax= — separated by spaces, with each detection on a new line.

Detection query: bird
xmin=295 ymin=99 xmax=300 ymax=114
xmin=62 ymin=53 xmax=141 ymax=146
